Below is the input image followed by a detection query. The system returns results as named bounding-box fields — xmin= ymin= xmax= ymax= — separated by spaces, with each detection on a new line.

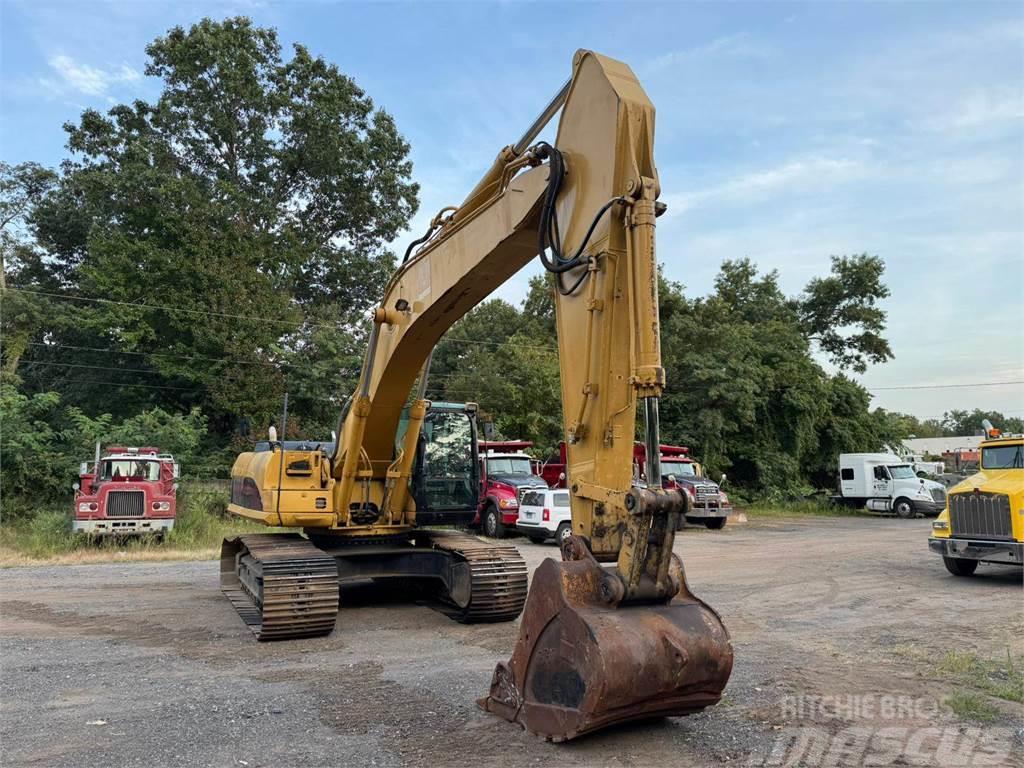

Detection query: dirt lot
xmin=1 ymin=516 xmax=1021 ymax=768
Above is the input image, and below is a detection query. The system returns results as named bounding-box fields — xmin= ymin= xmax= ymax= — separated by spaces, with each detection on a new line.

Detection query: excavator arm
xmin=335 ymin=50 xmax=679 ymax=574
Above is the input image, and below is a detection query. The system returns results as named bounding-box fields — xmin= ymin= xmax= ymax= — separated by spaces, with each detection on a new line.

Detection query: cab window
xmin=873 ymin=466 xmax=889 ymax=481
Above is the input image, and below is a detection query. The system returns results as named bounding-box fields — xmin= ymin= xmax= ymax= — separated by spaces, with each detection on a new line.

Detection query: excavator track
xmin=425 ymin=530 xmax=529 ymax=623
xmin=220 ymin=534 xmax=339 ymax=641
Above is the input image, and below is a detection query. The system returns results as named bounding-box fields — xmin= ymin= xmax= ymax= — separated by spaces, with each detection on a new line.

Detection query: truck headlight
xmin=78 ymin=502 xmax=91 ymax=512
xmin=151 ymin=501 xmax=171 ymax=511
xmin=932 ymin=521 xmax=948 ymax=530
xmin=498 ymin=498 xmax=518 ymax=509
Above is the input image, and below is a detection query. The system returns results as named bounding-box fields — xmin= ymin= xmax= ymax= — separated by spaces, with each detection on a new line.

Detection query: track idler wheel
xmin=479 ymin=535 xmax=733 ymax=741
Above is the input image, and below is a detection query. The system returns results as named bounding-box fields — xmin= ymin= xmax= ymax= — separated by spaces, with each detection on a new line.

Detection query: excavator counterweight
xmin=221 ymin=49 xmax=732 ymax=742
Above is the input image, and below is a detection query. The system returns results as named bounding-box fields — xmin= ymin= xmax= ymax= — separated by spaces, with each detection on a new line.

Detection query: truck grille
xmin=949 ymin=492 xmax=1012 ymax=540
xmin=107 ymin=491 xmax=145 ymax=518
xmin=929 ymin=487 xmax=946 ymax=504
xmin=695 ymin=484 xmax=718 ymax=502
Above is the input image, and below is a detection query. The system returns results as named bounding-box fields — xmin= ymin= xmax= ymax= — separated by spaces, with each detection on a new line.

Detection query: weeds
xmin=746 ymin=497 xmax=863 ymax=518
xmin=0 ymin=483 xmax=271 ymax=566
xmin=944 ymin=691 xmax=1000 ymax=722
xmin=938 ymin=649 xmax=1024 ymax=704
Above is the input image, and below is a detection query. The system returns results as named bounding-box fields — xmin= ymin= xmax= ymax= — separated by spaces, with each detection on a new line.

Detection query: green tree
xmin=798 ymin=254 xmax=893 ymax=373
xmin=18 ymin=16 xmax=418 ymax=434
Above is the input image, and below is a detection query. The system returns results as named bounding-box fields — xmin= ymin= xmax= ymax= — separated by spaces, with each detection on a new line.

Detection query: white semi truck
xmin=833 ymin=453 xmax=947 ymax=518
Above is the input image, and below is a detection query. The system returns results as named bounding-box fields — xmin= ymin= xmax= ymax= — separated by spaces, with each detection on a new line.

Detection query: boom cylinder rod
xmin=512 ymin=79 xmax=570 ymax=155
xmin=644 ymin=397 xmax=662 ymax=487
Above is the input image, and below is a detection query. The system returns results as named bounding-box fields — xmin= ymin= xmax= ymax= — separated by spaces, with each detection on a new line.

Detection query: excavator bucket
xmin=480 ymin=537 xmax=733 ymax=741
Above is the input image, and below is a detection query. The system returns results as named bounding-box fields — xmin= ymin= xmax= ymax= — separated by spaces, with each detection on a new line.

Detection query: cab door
xmin=872 ymin=464 xmax=892 ymax=498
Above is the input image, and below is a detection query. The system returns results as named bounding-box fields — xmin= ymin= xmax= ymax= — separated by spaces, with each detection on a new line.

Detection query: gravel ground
xmin=1 ymin=516 xmax=1021 ymax=768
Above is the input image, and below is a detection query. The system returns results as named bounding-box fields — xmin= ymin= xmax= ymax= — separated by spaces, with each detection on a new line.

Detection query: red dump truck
xmin=541 ymin=441 xmax=733 ymax=529
xmin=73 ymin=445 xmax=179 ymax=538
xmin=475 ymin=440 xmax=548 ymax=538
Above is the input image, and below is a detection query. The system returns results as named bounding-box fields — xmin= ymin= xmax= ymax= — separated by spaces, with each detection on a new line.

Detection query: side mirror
xmin=559 ymin=472 xmax=566 ymax=481
xmin=172 ymin=482 xmax=180 ymax=492
xmin=80 ymin=462 xmax=89 ymax=475
xmin=668 ymin=474 xmax=676 ymax=484
xmin=719 ymin=473 xmax=727 ymax=486
xmin=72 ymin=482 xmax=80 ymax=491
xmin=268 ymin=425 xmax=278 ymax=443
xmin=173 ymin=464 xmax=180 ymax=479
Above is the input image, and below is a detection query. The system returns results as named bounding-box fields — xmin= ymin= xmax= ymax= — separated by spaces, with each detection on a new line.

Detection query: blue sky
xmin=2 ymin=1 xmax=1022 ymax=422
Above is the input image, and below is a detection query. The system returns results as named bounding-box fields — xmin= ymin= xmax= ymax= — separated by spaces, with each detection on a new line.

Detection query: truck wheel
xmin=893 ymin=498 xmax=916 ymax=519
xmin=943 ymin=556 xmax=978 ymax=577
xmin=704 ymin=517 xmax=727 ymax=530
xmin=483 ymin=507 xmax=504 ymax=538
xmin=556 ymin=522 xmax=572 ymax=544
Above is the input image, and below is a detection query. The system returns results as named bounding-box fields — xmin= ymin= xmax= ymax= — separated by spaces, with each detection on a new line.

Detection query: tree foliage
xmin=8 ymin=16 xmax=417 ymax=435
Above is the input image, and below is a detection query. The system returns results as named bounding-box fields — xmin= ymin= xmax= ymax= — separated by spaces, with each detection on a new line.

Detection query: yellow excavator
xmin=222 ymin=49 xmax=733 ymax=742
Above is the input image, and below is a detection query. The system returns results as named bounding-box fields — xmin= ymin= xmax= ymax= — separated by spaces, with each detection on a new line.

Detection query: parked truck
xmin=475 ymin=440 xmax=548 ymax=538
xmin=73 ymin=445 xmax=179 ymax=537
xmin=541 ymin=441 xmax=733 ymax=529
xmin=929 ymin=421 xmax=1023 ymax=576
xmin=833 ymin=453 xmax=946 ymax=518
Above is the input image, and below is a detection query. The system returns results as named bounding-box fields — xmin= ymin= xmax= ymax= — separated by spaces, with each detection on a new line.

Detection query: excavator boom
xmin=222 ymin=49 xmax=732 ymax=742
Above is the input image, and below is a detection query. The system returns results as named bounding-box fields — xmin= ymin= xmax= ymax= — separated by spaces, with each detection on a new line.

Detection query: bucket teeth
xmin=480 ymin=536 xmax=733 ymax=741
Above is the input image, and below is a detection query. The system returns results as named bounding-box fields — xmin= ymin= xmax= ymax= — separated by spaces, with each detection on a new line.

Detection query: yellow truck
xmin=929 ymin=421 xmax=1023 ymax=576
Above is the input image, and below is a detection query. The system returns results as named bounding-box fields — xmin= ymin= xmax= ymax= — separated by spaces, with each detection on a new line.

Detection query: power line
xmin=25 ymin=341 xmax=287 ymax=369
xmin=868 ymin=380 xmax=1024 ymax=391
xmin=5 ymin=286 xmax=324 ymax=328
xmin=29 ymin=376 xmax=197 ymax=392
xmin=9 ymin=287 xmax=557 ymax=351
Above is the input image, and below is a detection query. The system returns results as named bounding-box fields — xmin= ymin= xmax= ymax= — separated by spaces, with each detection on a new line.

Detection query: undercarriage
xmin=220 ymin=530 xmax=528 ymax=640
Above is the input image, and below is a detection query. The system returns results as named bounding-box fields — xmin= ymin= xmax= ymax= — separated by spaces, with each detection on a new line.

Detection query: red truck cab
xmin=73 ymin=446 xmax=179 ymax=538
xmin=541 ymin=441 xmax=733 ymax=529
xmin=476 ymin=440 xmax=548 ymax=538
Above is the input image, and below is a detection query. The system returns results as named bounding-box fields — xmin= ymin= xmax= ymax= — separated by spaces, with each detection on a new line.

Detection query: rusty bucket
xmin=479 ymin=537 xmax=733 ymax=741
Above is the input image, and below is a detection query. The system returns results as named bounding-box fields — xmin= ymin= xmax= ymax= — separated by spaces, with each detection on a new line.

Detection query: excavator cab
xmin=400 ymin=401 xmax=481 ymax=525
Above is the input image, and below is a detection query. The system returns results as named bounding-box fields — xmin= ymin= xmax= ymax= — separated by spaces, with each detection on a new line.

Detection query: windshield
xmin=102 ymin=460 xmax=160 ymax=481
xmin=661 ymin=460 xmax=697 ymax=478
xmin=487 ymin=457 xmax=533 ymax=475
xmin=887 ymin=465 xmax=916 ymax=480
xmin=982 ymin=444 xmax=1024 ymax=469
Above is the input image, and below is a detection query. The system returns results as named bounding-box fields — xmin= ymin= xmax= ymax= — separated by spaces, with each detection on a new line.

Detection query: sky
xmin=1 ymin=0 xmax=1022 ymax=422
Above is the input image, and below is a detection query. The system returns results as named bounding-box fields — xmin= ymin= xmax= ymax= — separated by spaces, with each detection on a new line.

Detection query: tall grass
xmin=0 ymin=483 xmax=273 ymax=566
xmin=744 ymin=496 xmax=864 ymax=518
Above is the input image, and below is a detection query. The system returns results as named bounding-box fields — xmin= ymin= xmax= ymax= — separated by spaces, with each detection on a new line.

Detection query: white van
xmin=516 ymin=489 xmax=572 ymax=544
xmin=835 ymin=453 xmax=946 ymax=518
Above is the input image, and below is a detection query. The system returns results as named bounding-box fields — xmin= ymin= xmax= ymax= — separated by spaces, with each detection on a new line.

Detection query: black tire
xmin=482 ymin=506 xmax=504 ymax=538
xmin=943 ymin=557 xmax=979 ymax=577
xmin=893 ymin=498 xmax=916 ymax=519
xmin=527 ymin=535 xmax=547 ymax=544
xmin=704 ymin=517 xmax=727 ymax=530
xmin=556 ymin=522 xmax=572 ymax=544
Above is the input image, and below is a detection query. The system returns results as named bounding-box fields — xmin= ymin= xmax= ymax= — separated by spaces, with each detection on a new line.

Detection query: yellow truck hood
xmin=949 ymin=468 xmax=1024 ymax=497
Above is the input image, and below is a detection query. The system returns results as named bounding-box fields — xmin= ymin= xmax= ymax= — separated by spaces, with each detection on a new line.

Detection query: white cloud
xmin=646 ymin=32 xmax=772 ymax=73
xmin=919 ymin=87 xmax=1024 ymax=132
xmin=662 ymin=156 xmax=865 ymax=217
xmin=42 ymin=54 xmax=141 ymax=99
